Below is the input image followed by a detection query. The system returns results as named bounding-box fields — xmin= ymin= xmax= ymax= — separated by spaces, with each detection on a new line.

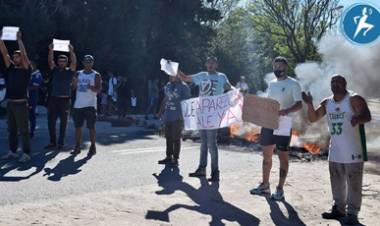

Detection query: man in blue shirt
xmin=178 ymin=56 xmax=233 ymax=181
xmin=157 ymin=75 xmax=190 ymax=166
xmin=28 ymin=61 xmax=43 ymax=138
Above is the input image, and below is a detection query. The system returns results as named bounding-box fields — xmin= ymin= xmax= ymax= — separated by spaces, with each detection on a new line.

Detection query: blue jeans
xmin=199 ymin=129 xmax=219 ymax=172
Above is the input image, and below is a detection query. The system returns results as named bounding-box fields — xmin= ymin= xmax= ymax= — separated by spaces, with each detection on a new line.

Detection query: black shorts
xmin=73 ymin=107 xmax=97 ymax=129
xmin=259 ymin=127 xmax=291 ymax=151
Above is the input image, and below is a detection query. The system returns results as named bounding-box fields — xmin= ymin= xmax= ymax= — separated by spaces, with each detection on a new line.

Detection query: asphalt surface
xmin=0 ymin=114 xmax=260 ymax=206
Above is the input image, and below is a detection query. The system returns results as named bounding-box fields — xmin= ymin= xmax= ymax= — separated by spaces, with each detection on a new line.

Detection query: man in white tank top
xmin=72 ymin=55 xmax=102 ymax=156
xmin=302 ymin=75 xmax=371 ymax=225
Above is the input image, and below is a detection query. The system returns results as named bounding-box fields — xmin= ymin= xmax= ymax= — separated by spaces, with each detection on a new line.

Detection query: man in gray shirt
xmin=157 ymin=75 xmax=190 ymax=166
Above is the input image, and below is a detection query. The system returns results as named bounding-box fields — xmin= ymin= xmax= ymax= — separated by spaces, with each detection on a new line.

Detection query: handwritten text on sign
xmin=181 ymin=89 xmax=243 ymax=130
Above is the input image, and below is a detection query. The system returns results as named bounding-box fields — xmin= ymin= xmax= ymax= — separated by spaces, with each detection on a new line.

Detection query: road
xmin=0 ymin=114 xmax=379 ymax=226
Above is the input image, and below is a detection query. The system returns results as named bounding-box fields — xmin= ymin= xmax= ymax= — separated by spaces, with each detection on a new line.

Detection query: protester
xmin=145 ymin=78 xmax=159 ymax=120
xmin=117 ymin=76 xmax=129 ymax=119
xmin=157 ymin=75 xmax=190 ymax=166
xmin=107 ymin=71 xmax=118 ymax=116
xmin=130 ymin=89 xmax=137 ymax=115
xmin=302 ymin=75 xmax=371 ymax=225
xmin=178 ymin=56 xmax=233 ymax=182
xmin=71 ymin=55 xmax=102 ymax=156
xmin=236 ymin=76 xmax=249 ymax=94
xmin=0 ymin=31 xmax=32 ymax=163
xmin=28 ymin=61 xmax=43 ymax=138
xmin=100 ymin=90 xmax=108 ymax=117
xmin=250 ymin=56 xmax=302 ymax=200
xmin=45 ymin=43 xmax=77 ymax=150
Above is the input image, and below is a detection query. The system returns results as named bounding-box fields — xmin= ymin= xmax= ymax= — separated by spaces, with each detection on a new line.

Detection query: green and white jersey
xmin=326 ymin=93 xmax=366 ymax=163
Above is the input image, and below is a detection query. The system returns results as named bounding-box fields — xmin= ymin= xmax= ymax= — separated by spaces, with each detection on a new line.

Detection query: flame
xmin=304 ymin=143 xmax=321 ymax=155
xmin=290 ymin=130 xmax=321 ymax=154
xmin=230 ymin=124 xmax=260 ymax=142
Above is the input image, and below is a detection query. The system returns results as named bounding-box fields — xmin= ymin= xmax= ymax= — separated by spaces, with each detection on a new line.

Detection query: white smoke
xmin=294 ymin=32 xmax=380 ymax=151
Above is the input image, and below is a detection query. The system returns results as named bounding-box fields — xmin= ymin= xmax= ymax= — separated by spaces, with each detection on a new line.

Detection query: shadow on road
xmin=146 ymin=165 xmax=260 ymax=226
xmin=265 ymin=197 xmax=306 ymax=226
xmin=0 ymin=150 xmax=60 ymax=182
xmin=43 ymin=154 xmax=92 ymax=181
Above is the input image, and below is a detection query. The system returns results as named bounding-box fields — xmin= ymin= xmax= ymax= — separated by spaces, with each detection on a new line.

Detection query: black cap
xmin=83 ymin=55 xmax=94 ymax=62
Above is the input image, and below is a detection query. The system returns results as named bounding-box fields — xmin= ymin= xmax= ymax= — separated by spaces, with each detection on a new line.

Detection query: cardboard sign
xmin=160 ymin=58 xmax=179 ymax=76
xmin=242 ymin=94 xmax=280 ymax=129
xmin=1 ymin=26 xmax=19 ymax=41
xmin=181 ymin=89 xmax=243 ymax=130
xmin=53 ymin=39 xmax=70 ymax=52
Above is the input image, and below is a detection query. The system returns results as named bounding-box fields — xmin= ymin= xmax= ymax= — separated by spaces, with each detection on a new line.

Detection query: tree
xmin=249 ymin=0 xmax=340 ymax=63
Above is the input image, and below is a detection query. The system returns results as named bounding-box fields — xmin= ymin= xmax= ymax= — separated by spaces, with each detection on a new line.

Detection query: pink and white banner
xmin=181 ymin=89 xmax=243 ymax=130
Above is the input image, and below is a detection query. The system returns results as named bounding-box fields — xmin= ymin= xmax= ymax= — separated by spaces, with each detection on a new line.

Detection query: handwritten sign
xmin=1 ymin=26 xmax=19 ymax=41
xmin=242 ymin=94 xmax=280 ymax=129
xmin=160 ymin=58 xmax=179 ymax=76
xmin=53 ymin=39 xmax=70 ymax=52
xmin=181 ymin=89 xmax=243 ymax=130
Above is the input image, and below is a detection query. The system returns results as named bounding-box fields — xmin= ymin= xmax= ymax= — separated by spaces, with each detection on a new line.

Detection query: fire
xmin=304 ymin=143 xmax=321 ymax=155
xmin=230 ymin=124 xmax=260 ymax=142
xmin=291 ymin=130 xmax=321 ymax=155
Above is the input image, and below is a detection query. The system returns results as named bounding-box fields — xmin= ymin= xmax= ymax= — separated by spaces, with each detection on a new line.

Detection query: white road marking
xmin=112 ymin=146 xmax=198 ymax=155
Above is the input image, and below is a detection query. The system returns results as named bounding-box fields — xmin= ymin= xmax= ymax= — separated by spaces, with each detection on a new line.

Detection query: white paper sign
xmin=1 ymin=26 xmax=19 ymax=41
xmin=53 ymin=39 xmax=70 ymax=52
xmin=181 ymin=89 xmax=243 ymax=130
xmin=273 ymin=116 xmax=292 ymax=136
xmin=160 ymin=58 xmax=179 ymax=76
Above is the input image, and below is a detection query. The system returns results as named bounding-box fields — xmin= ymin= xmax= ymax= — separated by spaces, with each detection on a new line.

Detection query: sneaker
xmin=322 ymin=205 xmax=346 ymax=220
xmin=158 ymin=157 xmax=172 ymax=165
xmin=343 ymin=214 xmax=359 ymax=225
xmin=189 ymin=168 xmax=206 ymax=177
xmin=0 ymin=151 xmax=18 ymax=160
xmin=71 ymin=146 xmax=81 ymax=155
xmin=44 ymin=143 xmax=56 ymax=150
xmin=250 ymin=183 xmax=271 ymax=195
xmin=271 ymin=187 xmax=285 ymax=201
xmin=208 ymin=170 xmax=220 ymax=182
xmin=18 ymin=153 xmax=31 ymax=163
xmin=88 ymin=145 xmax=96 ymax=156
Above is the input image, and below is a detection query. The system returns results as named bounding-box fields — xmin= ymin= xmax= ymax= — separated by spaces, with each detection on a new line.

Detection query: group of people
xmin=156 ymin=56 xmax=371 ymax=225
xmin=0 ymin=32 xmax=101 ymax=162
xmin=0 ymin=31 xmax=372 ymax=225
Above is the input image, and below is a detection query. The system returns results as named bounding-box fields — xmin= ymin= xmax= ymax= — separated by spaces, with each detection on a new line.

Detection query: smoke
xmin=258 ymin=32 xmax=380 ymax=150
xmin=293 ymin=32 xmax=380 ymax=150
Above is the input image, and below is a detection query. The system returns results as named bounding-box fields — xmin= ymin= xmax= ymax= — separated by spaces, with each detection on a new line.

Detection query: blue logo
xmin=341 ymin=3 xmax=380 ymax=44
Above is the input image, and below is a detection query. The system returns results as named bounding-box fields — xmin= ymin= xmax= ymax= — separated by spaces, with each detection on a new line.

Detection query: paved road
xmin=0 ymin=115 xmax=259 ymax=206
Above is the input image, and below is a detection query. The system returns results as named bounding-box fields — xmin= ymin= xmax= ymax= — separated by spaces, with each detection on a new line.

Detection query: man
xmin=71 ymin=55 xmax=102 ymax=156
xmin=302 ymin=75 xmax=371 ymax=225
xmin=250 ymin=56 xmax=302 ymax=200
xmin=116 ymin=76 xmax=129 ymax=119
xmin=236 ymin=76 xmax=249 ymax=94
xmin=145 ymin=79 xmax=159 ymax=120
xmin=0 ymin=31 xmax=32 ymax=163
xmin=45 ymin=43 xmax=77 ymax=150
xmin=28 ymin=61 xmax=43 ymax=138
xmin=107 ymin=71 xmax=118 ymax=115
xmin=178 ymin=56 xmax=233 ymax=182
xmin=157 ymin=75 xmax=190 ymax=166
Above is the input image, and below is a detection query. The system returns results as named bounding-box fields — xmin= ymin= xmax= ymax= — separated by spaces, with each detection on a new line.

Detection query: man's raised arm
xmin=302 ymin=91 xmax=327 ymax=123
xmin=177 ymin=70 xmax=193 ymax=83
xmin=0 ymin=38 xmax=11 ymax=68
xmin=69 ymin=44 xmax=77 ymax=72
xmin=17 ymin=31 xmax=30 ymax=69
xmin=48 ymin=43 xmax=55 ymax=70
